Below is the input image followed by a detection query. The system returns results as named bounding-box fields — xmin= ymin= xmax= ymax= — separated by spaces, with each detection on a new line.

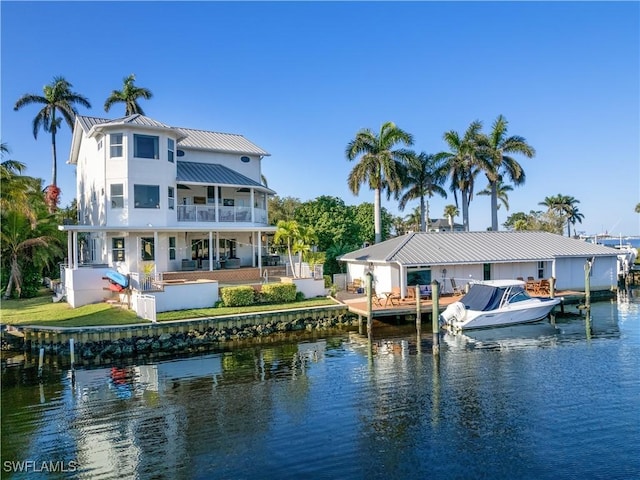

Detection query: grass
xmin=0 ymin=289 xmax=340 ymax=328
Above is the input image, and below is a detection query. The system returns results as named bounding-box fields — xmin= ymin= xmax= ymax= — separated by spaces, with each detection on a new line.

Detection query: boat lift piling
xmin=431 ymin=280 xmax=440 ymax=355
xmin=366 ymin=272 xmax=374 ymax=349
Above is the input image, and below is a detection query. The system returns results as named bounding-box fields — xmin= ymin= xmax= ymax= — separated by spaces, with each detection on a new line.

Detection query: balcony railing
xmin=177 ymin=205 xmax=267 ymax=223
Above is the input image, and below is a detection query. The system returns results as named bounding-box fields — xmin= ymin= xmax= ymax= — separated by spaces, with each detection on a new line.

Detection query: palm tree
xmin=539 ymin=194 xmax=582 ymax=236
xmin=437 ymin=121 xmax=484 ymax=231
xmin=566 ymin=204 xmax=584 ymax=238
xmin=14 ymin=76 xmax=91 ymax=210
xmin=104 ymin=74 xmax=153 ymax=116
xmin=398 ymin=151 xmax=448 ymax=232
xmin=274 ymin=220 xmax=300 ymax=278
xmin=404 ymin=206 xmax=422 ymax=232
xmin=1 ymin=143 xmax=41 ymax=226
xmin=635 ymin=203 xmax=640 ymax=214
xmin=480 ymin=115 xmax=535 ymax=231
xmin=346 ymin=121 xmax=414 ymax=244
xmin=443 ymin=204 xmax=459 ymax=231
xmin=293 ymin=224 xmax=317 ymax=277
xmin=477 ymin=178 xmax=514 ymax=226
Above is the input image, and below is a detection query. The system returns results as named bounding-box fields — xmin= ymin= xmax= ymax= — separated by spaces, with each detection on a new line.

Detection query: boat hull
xmin=444 ymin=298 xmax=561 ymax=331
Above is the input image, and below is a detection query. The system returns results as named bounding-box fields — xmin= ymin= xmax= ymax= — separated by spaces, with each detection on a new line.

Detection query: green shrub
xmin=260 ymin=283 xmax=297 ymax=303
xmin=323 ymin=275 xmax=332 ymax=288
xmin=295 ymin=291 xmax=305 ymax=302
xmin=220 ymin=285 xmax=255 ymax=307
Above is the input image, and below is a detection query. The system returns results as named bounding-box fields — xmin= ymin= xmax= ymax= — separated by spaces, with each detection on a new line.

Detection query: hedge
xmin=220 ymin=285 xmax=255 ymax=307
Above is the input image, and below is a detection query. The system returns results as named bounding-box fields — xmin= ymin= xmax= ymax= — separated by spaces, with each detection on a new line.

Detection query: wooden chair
xmin=537 ymin=279 xmax=550 ymax=295
xmin=525 ymin=277 xmax=537 ymax=292
xmin=347 ymin=278 xmax=362 ymax=293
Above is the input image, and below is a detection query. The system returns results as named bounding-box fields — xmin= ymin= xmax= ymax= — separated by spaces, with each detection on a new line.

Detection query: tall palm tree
xmin=443 ymin=204 xmax=459 ymax=231
xmin=635 ymin=203 xmax=640 ymax=214
xmin=477 ymin=178 xmax=514 ymax=225
xmin=14 ymin=76 xmax=91 ymax=207
xmin=346 ymin=121 xmax=414 ymax=244
xmin=104 ymin=74 xmax=153 ymax=116
xmin=398 ymin=151 xmax=447 ymax=232
xmin=437 ymin=121 xmax=484 ymax=231
xmin=480 ymin=115 xmax=535 ymax=231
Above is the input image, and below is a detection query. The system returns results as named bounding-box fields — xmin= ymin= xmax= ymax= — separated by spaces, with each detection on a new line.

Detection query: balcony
xmin=177 ymin=205 xmax=267 ymax=224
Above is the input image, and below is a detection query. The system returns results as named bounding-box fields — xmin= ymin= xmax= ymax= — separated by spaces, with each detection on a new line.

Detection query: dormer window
xmin=134 ymin=134 xmax=159 ymax=159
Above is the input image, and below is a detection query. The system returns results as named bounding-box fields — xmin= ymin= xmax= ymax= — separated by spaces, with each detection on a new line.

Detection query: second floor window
xmin=110 ymin=184 xmax=124 ymax=208
xmin=134 ymin=134 xmax=159 ymax=159
xmin=168 ymin=186 xmax=175 ymax=210
xmin=110 ymin=133 xmax=123 ymax=158
xmin=168 ymin=138 xmax=175 ymax=163
xmin=134 ymin=185 xmax=160 ymax=208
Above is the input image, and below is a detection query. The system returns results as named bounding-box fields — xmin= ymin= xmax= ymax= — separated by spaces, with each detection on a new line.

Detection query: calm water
xmin=2 ymin=296 xmax=639 ymax=479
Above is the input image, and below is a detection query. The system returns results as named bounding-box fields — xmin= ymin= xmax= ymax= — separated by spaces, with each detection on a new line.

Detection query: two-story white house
xmin=59 ymin=114 xmax=278 ymax=310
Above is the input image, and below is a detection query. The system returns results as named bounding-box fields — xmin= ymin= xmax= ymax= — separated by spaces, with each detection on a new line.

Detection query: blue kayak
xmin=105 ymin=270 xmax=129 ymax=288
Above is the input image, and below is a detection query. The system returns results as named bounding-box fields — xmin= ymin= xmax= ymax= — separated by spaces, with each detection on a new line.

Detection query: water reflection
xmin=1 ymin=299 xmax=639 ymax=479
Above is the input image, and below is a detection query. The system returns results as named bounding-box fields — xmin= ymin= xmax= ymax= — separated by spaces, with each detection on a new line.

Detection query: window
xmin=134 ymin=134 xmax=159 ymax=159
xmin=110 ymin=133 xmax=123 ymax=157
xmin=112 ymin=237 xmax=125 ymax=262
xmin=168 ymin=186 xmax=175 ymax=210
xmin=537 ymin=261 xmax=545 ymax=279
xmin=134 ymin=185 xmax=160 ymax=208
xmin=141 ymin=237 xmax=155 ymax=261
xmin=168 ymin=138 xmax=175 ymax=163
xmin=110 ymin=184 xmax=124 ymax=208
xmin=407 ymin=269 xmax=431 ymax=286
xmin=169 ymin=236 xmax=176 ymax=260
xmin=207 ymin=186 xmax=215 ymax=204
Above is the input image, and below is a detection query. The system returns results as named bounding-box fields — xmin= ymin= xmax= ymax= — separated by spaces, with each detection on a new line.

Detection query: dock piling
xmin=431 ymin=280 xmax=440 ymax=355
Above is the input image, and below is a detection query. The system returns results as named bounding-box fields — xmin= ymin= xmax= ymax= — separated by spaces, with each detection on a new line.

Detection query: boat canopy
xmin=459 ymin=283 xmax=507 ymax=312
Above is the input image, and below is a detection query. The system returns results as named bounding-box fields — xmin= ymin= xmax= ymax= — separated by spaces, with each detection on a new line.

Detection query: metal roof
xmin=339 ymin=231 xmax=622 ymax=266
xmin=74 ymin=115 xmax=269 ymax=156
xmin=177 ymin=161 xmax=275 ymax=193
xmin=174 ymin=127 xmax=269 ymax=156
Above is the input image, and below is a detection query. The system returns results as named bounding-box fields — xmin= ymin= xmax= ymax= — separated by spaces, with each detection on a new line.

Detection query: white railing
xmin=130 ymin=272 xmax=164 ymax=292
xmin=177 ymin=205 xmax=267 ymax=223
xmin=285 ymin=262 xmax=324 ymax=279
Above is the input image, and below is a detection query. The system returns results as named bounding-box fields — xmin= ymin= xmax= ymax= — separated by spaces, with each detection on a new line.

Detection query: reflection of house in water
xmin=70 ymin=355 xmax=224 ymax=478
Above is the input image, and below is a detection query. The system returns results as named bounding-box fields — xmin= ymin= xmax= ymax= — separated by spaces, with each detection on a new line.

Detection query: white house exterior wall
xmin=179 ymin=149 xmax=261 ymax=183
xmin=554 ymin=257 xmax=616 ymax=291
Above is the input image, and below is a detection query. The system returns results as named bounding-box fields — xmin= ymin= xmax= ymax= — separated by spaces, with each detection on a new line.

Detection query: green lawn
xmin=0 ymin=289 xmax=340 ymax=328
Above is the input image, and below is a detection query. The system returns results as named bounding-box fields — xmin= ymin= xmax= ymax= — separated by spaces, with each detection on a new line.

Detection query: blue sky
xmin=2 ymin=1 xmax=639 ymax=236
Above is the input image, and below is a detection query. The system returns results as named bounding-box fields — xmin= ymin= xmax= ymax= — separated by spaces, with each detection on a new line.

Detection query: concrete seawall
xmin=15 ymin=304 xmax=354 ymax=361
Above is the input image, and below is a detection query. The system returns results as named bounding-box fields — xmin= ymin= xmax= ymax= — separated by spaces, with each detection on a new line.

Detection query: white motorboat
xmin=439 ymin=279 xmax=562 ymax=331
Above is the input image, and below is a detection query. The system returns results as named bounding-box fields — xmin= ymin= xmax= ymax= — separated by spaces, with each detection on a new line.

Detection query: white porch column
xmin=258 ymin=230 xmax=263 ymax=273
xmin=250 ymin=189 xmax=255 ymax=223
xmin=67 ymin=231 xmax=73 ymax=269
xmin=72 ymin=231 xmax=79 ymax=269
xmin=215 ymin=232 xmax=220 ymax=262
xmin=214 ymin=185 xmax=219 ymax=222
xmin=208 ymin=231 xmax=213 ymax=271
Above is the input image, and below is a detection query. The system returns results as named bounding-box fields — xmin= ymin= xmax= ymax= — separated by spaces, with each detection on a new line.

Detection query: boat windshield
xmin=459 ymin=284 xmax=506 ymax=312
xmin=507 ymin=287 xmax=532 ymax=304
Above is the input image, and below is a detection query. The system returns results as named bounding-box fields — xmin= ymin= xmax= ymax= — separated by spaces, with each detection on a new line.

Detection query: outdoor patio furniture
xmin=450 ymin=278 xmax=464 ymax=295
xmin=181 ymin=259 xmax=197 ymax=271
xmin=347 ymin=278 xmax=362 ymax=293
